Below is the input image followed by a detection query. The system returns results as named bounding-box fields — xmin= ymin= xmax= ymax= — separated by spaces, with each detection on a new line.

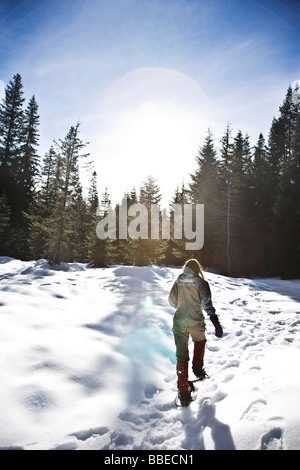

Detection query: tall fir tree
xmin=221 ymin=129 xmax=253 ymax=275
xmin=267 ymin=85 xmax=300 ymax=187
xmin=134 ymin=175 xmax=167 ymax=265
xmin=17 ymin=95 xmax=40 ymax=257
xmin=0 ymin=74 xmax=25 ymax=228
xmin=219 ymin=124 xmax=234 ymax=274
xmin=0 ymin=74 xmax=41 ymax=259
xmin=19 ymin=95 xmax=40 ymax=208
xmin=69 ymin=183 xmax=91 ymax=262
xmin=88 ymin=170 xmax=99 ymax=213
xmin=113 ymin=188 xmax=139 ymax=265
xmin=42 ymin=123 xmax=89 ymax=264
xmin=40 ymin=146 xmax=60 ymax=208
xmin=278 ymin=84 xmax=299 ymax=163
xmin=166 ymin=182 xmax=190 ymax=265
xmin=270 ymin=86 xmax=300 ymax=277
xmin=85 ymin=170 xmax=100 ymax=263
xmin=27 ymin=147 xmax=57 ymax=259
xmin=111 ymin=175 xmax=167 ymax=266
xmin=189 ymin=129 xmax=222 ymax=269
xmin=251 ymin=133 xmax=269 ymax=213
xmin=92 ymin=186 xmax=116 ymax=267
xmin=247 ymin=133 xmax=272 ymax=275
xmin=0 ymin=74 xmax=24 ymax=186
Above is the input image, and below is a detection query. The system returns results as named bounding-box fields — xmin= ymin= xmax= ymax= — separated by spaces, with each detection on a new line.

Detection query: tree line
xmin=0 ymin=73 xmax=299 ymax=277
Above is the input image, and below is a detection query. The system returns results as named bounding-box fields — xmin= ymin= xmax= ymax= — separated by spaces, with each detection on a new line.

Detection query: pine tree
xmin=27 ymin=146 xmax=58 ymax=259
xmin=247 ymin=133 xmax=273 ymax=274
xmin=19 ymin=95 xmax=40 ymax=208
xmin=69 ymin=183 xmax=91 ymax=262
xmin=268 ymin=85 xmax=300 ymax=185
xmin=0 ymin=75 xmax=41 ymax=259
xmin=271 ymin=91 xmax=300 ymax=278
xmin=166 ymin=182 xmax=190 ymax=265
xmin=85 ymin=170 xmax=100 ymax=263
xmin=279 ymin=85 xmax=299 ymax=163
xmin=229 ymin=130 xmax=252 ymax=275
xmin=44 ymin=123 xmax=89 ymax=264
xmin=252 ymin=133 xmax=268 ymax=211
xmin=139 ymin=175 xmax=161 ymax=208
xmin=0 ymin=74 xmax=24 ymax=182
xmin=115 ymin=175 xmax=166 ymax=266
xmin=112 ymin=188 xmax=139 ymax=265
xmin=88 ymin=170 xmax=99 ymax=213
xmin=17 ymin=95 xmax=40 ymax=258
xmin=219 ymin=124 xmax=234 ymax=274
xmin=267 ymin=84 xmax=300 ymax=277
xmin=134 ymin=175 xmax=166 ymax=265
xmin=0 ymin=73 xmax=25 ymax=225
xmin=267 ymin=116 xmax=284 ymax=184
xmin=41 ymin=146 xmax=60 ymax=208
xmin=92 ymin=186 xmax=116 ymax=267
xmin=189 ymin=129 xmax=222 ymax=268
xmin=288 ymin=110 xmax=300 ymax=277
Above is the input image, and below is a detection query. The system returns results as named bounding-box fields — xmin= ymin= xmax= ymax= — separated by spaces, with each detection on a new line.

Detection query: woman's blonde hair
xmin=183 ymin=258 xmax=205 ymax=278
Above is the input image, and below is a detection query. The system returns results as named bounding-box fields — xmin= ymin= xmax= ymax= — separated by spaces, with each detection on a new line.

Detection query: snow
xmin=0 ymin=257 xmax=299 ymax=450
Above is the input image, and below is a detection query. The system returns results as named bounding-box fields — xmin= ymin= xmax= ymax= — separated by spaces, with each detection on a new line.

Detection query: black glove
xmin=210 ymin=315 xmax=223 ymax=338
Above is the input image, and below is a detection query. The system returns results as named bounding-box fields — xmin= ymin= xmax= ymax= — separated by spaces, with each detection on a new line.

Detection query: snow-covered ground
xmin=0 ymin=256 xmax=299 ymax=450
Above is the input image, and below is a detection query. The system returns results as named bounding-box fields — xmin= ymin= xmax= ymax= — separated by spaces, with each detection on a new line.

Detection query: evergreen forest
xmin=1 ymin=73 xmax=300 ymax=278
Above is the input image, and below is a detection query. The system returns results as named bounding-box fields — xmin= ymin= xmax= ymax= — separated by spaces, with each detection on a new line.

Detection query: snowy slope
xmin=0 ymin=257 xmax=299 ymax=450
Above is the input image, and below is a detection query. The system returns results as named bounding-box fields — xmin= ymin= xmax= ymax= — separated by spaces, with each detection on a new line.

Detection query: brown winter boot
xmin=192 ymin=340 xmax=208 ymax=380
xmin=176 ymin=360 xmax=192 ymax=406
xmin=176 ymin=360 xmax=189 ymax=392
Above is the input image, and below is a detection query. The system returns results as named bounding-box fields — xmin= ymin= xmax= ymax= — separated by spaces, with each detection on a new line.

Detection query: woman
xmin=168 ymin=258 xmax=223 ymax=406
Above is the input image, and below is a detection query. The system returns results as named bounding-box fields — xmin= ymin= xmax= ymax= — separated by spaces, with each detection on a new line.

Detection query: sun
xmin=115 ymin=100 xmax=198 ymax=175
xmin=96 ymin=68 xmax=211 ymax=207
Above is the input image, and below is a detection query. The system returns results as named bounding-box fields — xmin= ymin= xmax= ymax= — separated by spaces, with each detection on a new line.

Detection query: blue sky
xmin=1 ymin=0 xmax=300 ymax=206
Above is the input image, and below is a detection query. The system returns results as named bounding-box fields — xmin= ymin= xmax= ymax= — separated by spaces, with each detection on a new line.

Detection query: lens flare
xmin=144 ymin=295 xmax=153 ymax=306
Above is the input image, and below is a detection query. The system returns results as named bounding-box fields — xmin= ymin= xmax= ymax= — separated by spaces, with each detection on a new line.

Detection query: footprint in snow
xmin=260 ymin=427 xmax=284 ymax=450
xmin=221 ymin=373 xmax=235 ymax=383
xmin=240 ymin=399 xmax=267 ymax=421
xmin=246 ymin=366 xmax=262 ymax=374
xmin=144 ymin=383 xmax=159 ymax=399
xmin=70 ymin=426 xmax=109 ymax=441
xmin=262 ymin=375 xmax=281 ymax=392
